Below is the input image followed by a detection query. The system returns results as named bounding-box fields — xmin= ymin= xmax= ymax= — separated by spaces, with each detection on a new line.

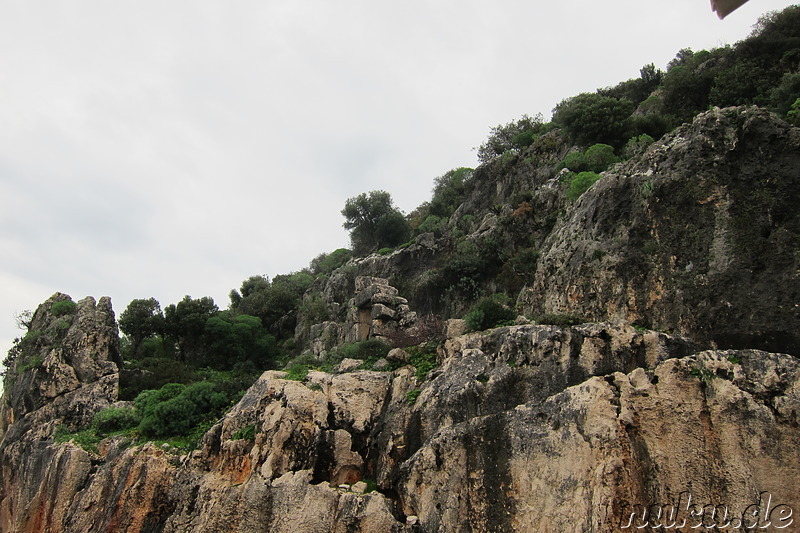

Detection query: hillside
xmin=1 ymin=6 xmax=800 ymax=532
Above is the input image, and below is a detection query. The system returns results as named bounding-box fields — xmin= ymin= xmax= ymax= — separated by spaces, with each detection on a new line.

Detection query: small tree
xmin=788 ymin=98 xmax=800 ymax=126
xmin=476 ymin=114 xmax=544 ymax=163
xmin=164 ymin=296 xmax=218 ymax=362
xmin=552 ymin=93 xmax=633 ymax=148
xmin=567 ymin=172 xmax=602 ymax=201
xmin=342 ymin=190 xmax=410 ymax=256
xmin=119 ymin=298 xmax=165 ymax=359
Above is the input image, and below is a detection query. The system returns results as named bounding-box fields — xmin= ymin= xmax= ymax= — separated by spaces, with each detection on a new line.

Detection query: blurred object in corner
xmin=711 ymin=0 xmax=751 ymax=19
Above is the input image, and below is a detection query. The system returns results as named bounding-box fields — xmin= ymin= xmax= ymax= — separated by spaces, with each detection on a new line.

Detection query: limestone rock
xmin=521 ymin=107 xmax=800 ymax=356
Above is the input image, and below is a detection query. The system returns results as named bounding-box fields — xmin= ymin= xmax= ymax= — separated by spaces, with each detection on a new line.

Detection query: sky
xmin=0 ymin=0 xmax=795 ymax=368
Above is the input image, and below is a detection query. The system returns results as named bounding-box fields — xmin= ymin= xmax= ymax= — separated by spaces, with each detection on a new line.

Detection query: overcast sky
xmin=0 ymin=0 xmax=795 ymax=366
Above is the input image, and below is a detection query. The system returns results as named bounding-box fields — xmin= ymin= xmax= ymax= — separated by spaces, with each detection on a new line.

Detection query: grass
xmin=407 ymin=345 xmax=437 ymax=381
xmin=232 ymin=423 xmax=256 ymax=442
xmin=406 ymin=389 xmax=421 ymax=404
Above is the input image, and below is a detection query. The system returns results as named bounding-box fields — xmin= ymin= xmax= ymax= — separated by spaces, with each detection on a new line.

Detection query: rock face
xmin=0 ymin=293 xmax=120 ymax=531
xmin=1 ymin=107 xmax=800 ymax=531
xmin=520 ymin=107 xmax=800 ymax=356
xmin=307 ymin=276 xmax=419 ymax=356
xmin=3 ymin=300 xmax=799 ymax=531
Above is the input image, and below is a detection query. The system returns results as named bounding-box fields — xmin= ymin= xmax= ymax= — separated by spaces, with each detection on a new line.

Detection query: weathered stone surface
xmin=520 ymin=107 xmax=800 ymax=356
xmin=334 ymin=358 xmax=362 ymax=373
xmin=387 ymin=348 xmax=409 ymax=363
xmin=399 ymin=349 xmax=800 ymax=532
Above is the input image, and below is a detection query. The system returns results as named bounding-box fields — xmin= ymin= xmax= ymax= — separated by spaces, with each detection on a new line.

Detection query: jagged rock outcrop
xmin=0 ymin=293 xmax=120 ymax=531
xmin=520 ymin=107 xmax=800 ymax=355
xmin=307 ymin=276 xmax=419 ymax=355
xmin=1 ymin=292 xmax=800 ymax=531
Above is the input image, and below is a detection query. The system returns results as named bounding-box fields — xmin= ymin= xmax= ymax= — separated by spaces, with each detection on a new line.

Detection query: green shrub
xmin=54 ymin=426 xmax=102 ymax=454
xmin=464 ymin=296 xmax=516 ymax=332
xmin=337 ymin=339 xmax=392 ymax=360
xmin=407 ymin=345 xmax=438 ymax=381
xmin=92 ymin=407 xmax=140 ymax=434
xmin=406 ymin=389 xmax=421 ymax=404
xmin=18 ymin=356 xmax=44 ymax=373
xmin=233 ymin=423 xmax=257 ymax=441
xmin=511 ymin=130 xmax=537 ymax=148
xmin=561 ymin=151 xmax=588 ymax=172
xmin=51 ymin=300 xmax=77 ymax=316
xmin=567 ymin=172 xmax=601 ymax=201
xmin=310 ymin=248 xmax=352 ymax=276
xmin=285 ymin=363 xmax=309 ymax=382
xmin=134 ymin=381 xmax=231 ymax=439
xmin=417 ymin=215 xmax=447 ymax=235
xmin=788 ymin=98 xmax=800 ymax=126
xmin=622 ymin=134 xmax=655 ymax=159
xmin=377 ymin=247 xmax=394 ymax=255
xmin=583 ymin=144 xmax=618 ymax=172
xmin=533 ymin=314 xmax=585 ymax=327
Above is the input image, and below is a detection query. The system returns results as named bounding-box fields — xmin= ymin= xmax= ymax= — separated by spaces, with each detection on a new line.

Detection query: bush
xmin=233 ymin=424 xmax=257 ymax=441
xmin=562 ymin=144 xmax=618 ymax=173
xmin=622 ymin=134 xmax=655 ymax=159
xmin=92 ymin=407 xmax=139 ymax=434
xmin=788 ymin=98 xmax=800 ymax=126
xmin=553 ymin=93 xmax=634 ymax=148
xmin=533 ymin=314 xmax=585 ymax=327
xmin=561 ymin=151 xmax=588 ymax=172
xmin=429 ymin=167 xmax=473 ymax=218
xmin=583 ymin=144 xmax=618 ymax=172
xmin=477 ymin=114 xmax=544 ymax=163
xmin=407 ymin=345 xmax=438 ymax=381
xmin=285 ymin=363 xmax=309 ymax=381
xmin=310 ymin=248 xmax=352 ymax=276
xmin=51 ymin=300 xmax=77 ymax=316
xmin=567 ymin=172 xmax=601 ymax=201
xmin=464 ymin=295 xmax=517 ymax=332
xmin=134 ymin=381 xmax=231 ymax=439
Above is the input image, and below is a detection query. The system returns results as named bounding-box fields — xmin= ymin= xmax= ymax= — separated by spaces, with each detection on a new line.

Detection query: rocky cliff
xmin=1 ymin=107 xmax=799 ymax=532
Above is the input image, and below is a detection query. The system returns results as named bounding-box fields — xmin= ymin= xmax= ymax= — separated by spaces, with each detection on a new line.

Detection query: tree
xmin=164 ymin=296 xmax=218 ymax=362
xmin=119 ymin=298 xmax=164 ymax=359
xmin=310 ymin=248 xmax=352 ymax=276
xmin=476 ymin=114 xmax=544 ymax=163
xmin=429 ymin=167 xmax=473 ymax=218
xmin=203 ymin=312 xmax=277 ymax=369
xmin=342 ymin=190 xmax=411 ymax=256
xmin=552 ymin=93 xmax=633 ymax=148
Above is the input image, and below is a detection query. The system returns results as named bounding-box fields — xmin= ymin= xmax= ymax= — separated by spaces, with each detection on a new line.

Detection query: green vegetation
xmin=464 ymin=295 xmax=517 ymax=332
xmin=18 ymin=355 xmax=44 ymax=373
xmin=407 ymin=344 xmax=438 ymax=381
xmin=119 ymin=298 xmax=164 ymax=359
xmin=428 ymin=167 xmax=474 ymax=219
xmin=92 ymin=406 xmax=139 ymax=434
xmin=285 ymin=363 xmax=309 ymax=381
xmin=561 ymin=144 xmax=619 ymax=173
xmin=406 ymin=388 xmax=421 ymax=404
xmin=566 ymin=172 xmax=602 ymax=201
xmin=476 ymin=114 xmax=545 ymax=163
xmin=341 ymin=190 xmax=411 ymax=256
xmin=54 ymin=425 xmax=103 ymax=455
xmin=233 ymin=424 xmax=257 ymax=442
xmin=727 ymin=354 xmax=742 ymax=365
xmin=310 ymin=248 xmax=352 ymax=277
xmin=51 ymin=300 xmax=77 ymax=316
xmin=135 ymin=381 xmax=231 ymax=439
xmin=553 ymin=93 xmax=634 ymax=148
xmin=533 ymin=314 xmax=585 ymax=327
